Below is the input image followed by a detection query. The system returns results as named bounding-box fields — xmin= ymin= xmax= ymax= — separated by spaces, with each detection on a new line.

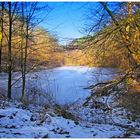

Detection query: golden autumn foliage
xmin=0 ymin=10 xmax=64 ymax=71
xmin=64 ymin=2 xmax=140 ymax=71
xmin=64 ymin=49 xmax=90 ymax=66
xmin=27 ymin=28 xmax=64 ymax=68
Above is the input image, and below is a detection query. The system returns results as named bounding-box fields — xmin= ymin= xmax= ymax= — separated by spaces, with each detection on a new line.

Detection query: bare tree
xmin=20 ymin=2 xmax=51 ymax=101
xmin=19 ymin=2 xmax=25 ymax=101
xmin=84 ymin=2 xmax=140 ymax=81
xmin=7 ymin=2 xmax=17 ymax=99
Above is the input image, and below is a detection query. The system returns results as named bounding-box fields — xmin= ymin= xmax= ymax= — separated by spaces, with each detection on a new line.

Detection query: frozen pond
xmin=0 ymin=66 xmax=117 ymax=105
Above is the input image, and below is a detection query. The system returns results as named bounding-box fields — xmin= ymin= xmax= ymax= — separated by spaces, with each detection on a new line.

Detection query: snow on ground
xmin=0 ymin=97 xmax=140 ymax=138
xmin=0 ymin=100 xmax=124 ymax=138
xmin=0 ymin=66 xmax=117 ymax=105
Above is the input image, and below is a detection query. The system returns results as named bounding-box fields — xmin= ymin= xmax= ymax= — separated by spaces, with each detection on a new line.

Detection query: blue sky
xmin=39 ymin=2 xmax=95 ymax=45
xmin=38 ymin=2 xmax=122 ymax=45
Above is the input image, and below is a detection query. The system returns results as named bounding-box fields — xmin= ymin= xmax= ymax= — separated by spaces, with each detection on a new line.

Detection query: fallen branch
xmin=84 ymin=80 xmax=115 ymax=89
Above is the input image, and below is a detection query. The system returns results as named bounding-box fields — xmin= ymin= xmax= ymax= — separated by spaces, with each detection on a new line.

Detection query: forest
xmin=0 ymin=1 xmax=140 ymax=138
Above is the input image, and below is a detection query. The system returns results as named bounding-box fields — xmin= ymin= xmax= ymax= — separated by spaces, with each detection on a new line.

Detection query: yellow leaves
xmin=122 ymin=33 xmax=129 ymax=43
xmin=0 ymin=32 xmax=2 ymax=41
xmin=132 ymin=54 xmax=140 ymax=64
xmin=126 ymin=77 xmax=134 ymax=85
xmin=126 ymin=25 xmax=130 ymax=33
xmin=133 ymin=30 xmax=140 ymax=42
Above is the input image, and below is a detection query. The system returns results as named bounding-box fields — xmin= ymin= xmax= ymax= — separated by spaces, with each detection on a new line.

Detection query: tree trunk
xmin=20 ymin=3 xmax=25 ymax=101
xmin=21 ymin=22 xmax=28 ymax=101
xmin=7 ymin=2 xmax=12 ymax=99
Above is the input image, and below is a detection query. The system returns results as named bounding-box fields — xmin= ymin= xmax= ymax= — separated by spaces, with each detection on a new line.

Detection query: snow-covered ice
xmin=0 ymin=66 xmax=117 ymax=105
